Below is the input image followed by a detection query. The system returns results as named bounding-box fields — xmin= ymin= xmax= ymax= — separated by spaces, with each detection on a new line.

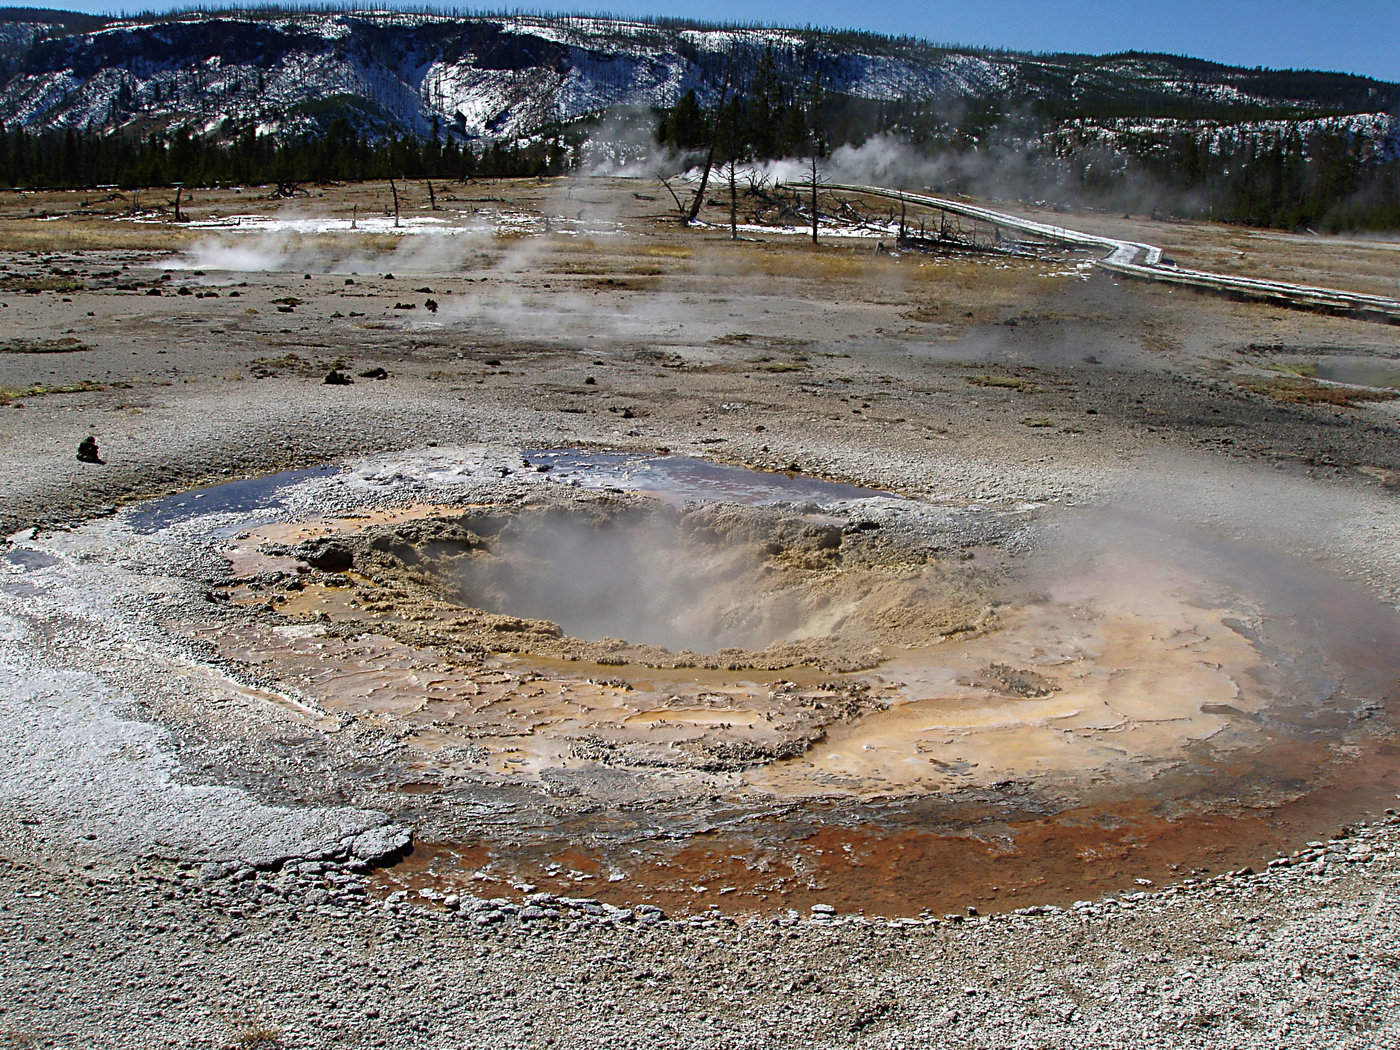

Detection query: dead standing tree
xmin=684 ymin=58 xmax=732 ymax=225
xmin=724 ymin=92 xmax=741 ymax=240
xmin=171 ymin=184 xmax=186 ymax=223
xmin=807 ymin=69 xmax=827 ymax=245
xmin=791 ymin=140 xmax=828 ymax=244
xmin=659 ymin=55 xmax=734 ymax=227
xmin=727 ymin=155 xmax=739 ymax=240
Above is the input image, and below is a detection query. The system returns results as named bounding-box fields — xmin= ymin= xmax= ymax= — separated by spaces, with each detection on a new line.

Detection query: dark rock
xmin=76 ymin=435 xmax=104 ymax=464
xmin=358 ymin=367 xmax=389 ymax=380
xmin=984 ymin=663 xmax=1060 ymax=699
xmin=324 ymin=370 xmax=354 ymax=385
xmin=298 ymin=539 xmax=354 ymax=572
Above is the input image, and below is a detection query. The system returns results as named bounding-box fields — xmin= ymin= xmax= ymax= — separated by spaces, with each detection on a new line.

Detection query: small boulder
xmin=348 ymin=824 xmax=412 ymax=865
xmin=76 ymin=435 xmax=104 ymax=464
xmin=298 ymin=539 xmax=354 ymax=573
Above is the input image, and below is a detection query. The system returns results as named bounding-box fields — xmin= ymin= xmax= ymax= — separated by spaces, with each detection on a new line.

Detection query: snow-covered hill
xmin=1 ymin=10 xmax=1395 ymax=146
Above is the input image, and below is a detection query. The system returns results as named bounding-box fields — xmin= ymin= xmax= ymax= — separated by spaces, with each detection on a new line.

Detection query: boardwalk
xmin=817 ymin=182 xmax=1400 ymax=323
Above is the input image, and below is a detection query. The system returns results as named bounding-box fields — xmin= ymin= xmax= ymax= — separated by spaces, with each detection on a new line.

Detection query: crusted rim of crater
xmin=257 ymin=490 xmax=1000 ymax=672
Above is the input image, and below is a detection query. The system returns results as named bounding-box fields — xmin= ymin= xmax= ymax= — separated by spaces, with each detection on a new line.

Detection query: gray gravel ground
xmin=3 ymin=828 xmax=1398 ymax=1049
xmin=4 ymin=187 xmax=1400 ymax=1048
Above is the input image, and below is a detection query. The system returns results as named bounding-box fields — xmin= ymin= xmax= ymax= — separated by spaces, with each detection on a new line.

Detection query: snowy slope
xmin=0 ymin=11 xmax=1394 ymax=147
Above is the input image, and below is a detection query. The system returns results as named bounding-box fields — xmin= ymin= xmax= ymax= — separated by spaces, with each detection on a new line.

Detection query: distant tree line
xmin=1027 ymin=122 xmax=1400 ymax=231
xmin=0 ymin=117 xmax=573 ymax=189
xmin=2 ymin=91 xmax=1398 ymax=232
xmin=1131 ymin=126 xmax=1399 ymax=230
xmin=656 ymin=59 xmax=1400 ymax=233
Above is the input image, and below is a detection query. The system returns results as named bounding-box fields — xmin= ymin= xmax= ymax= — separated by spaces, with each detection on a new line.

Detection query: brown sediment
xmin=214 ymin=498 xmax=1400 ymax=785
xmin=374 ymin=736 xmax=1400 ymax=918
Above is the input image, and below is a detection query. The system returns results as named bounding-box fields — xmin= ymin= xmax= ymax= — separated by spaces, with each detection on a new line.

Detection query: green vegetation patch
xmin=248 ymin=352 xmax=318 ymax=378
xmin=0 ymin=276 xmax=85 ymax=293
xmin=0 ymin=381 xmax=105 ymax=405
xmin=1236 ymin=375 xmax=1399 ymax=407
xmin=969 ymin=374 xmax=1034 ymax=391
xmin=0 ymin=337 xmax=90 ymax=354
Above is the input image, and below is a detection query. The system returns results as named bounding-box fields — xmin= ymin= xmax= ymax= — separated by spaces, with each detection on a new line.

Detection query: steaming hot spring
xmin=29 ymin=445 xmax=1400 ymax=915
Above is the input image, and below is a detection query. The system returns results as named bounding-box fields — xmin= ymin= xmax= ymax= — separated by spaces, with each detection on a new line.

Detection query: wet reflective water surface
xmin=127 ymin=464 xmax=339 ymax=534
xmin=1309 ymin=357 xmax=1400 ymax=391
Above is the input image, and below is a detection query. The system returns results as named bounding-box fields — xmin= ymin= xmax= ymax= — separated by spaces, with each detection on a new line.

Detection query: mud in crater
xmin=279 ymin=496 xmax=992 ymax=672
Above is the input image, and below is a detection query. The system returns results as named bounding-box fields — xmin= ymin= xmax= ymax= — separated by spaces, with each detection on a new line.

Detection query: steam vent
xmin=15 ymin=444 xmax=1398 ymax=919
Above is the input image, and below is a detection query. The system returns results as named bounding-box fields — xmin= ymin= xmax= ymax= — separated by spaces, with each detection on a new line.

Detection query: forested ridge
xmin=1 ymin=7 xmax=1397 ymax=231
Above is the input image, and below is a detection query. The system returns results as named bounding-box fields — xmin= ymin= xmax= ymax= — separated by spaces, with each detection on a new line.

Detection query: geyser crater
xmin=287 ymin=496 xmax=994 ymax=670
xmin=64 ymin=445 xmax=1400 ymax=917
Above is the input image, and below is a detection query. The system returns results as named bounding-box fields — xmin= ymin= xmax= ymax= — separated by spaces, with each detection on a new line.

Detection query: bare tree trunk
xmin=728 ymin=158 xmax=738 ymax=240
xmin=659 ymin=176 xmax=687 ymax=218
xmin=684 ymin=57 xmax=732 ymax=225
xmin=173 ymin=185 xmax=182 ymax=223
xmin=351 ymin=203 xmax=357 ymax=230
xmin=426 ymin=180 xmax=437 ymax=210
xmin=389 ymin=178 xmax=400 ymax=228
xmin=810 ymin=153 xmax=819 ymax=245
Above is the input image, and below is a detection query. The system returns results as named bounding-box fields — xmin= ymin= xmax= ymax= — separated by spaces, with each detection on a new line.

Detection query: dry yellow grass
xmin=905 ymin=258 xmax=1037 ymax=290
xmin=548 ymin=238 xmax=692 ymax=273
xmin=635 ymin=243 xmax=693 ymax=259
xmin=0 ymin=381 xmax=106 ymax=405
xmin=1235 ymin=374 xmax=1398 ymax=406
xmin=0 ymin=219 xmax=195 ymax=252
xmin=744 ymin=248 xmax=870 ymax=281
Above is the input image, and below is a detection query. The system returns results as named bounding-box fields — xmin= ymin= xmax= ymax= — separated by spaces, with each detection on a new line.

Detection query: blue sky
xmin=51 ymin=0 xmax=1400 ymax=83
